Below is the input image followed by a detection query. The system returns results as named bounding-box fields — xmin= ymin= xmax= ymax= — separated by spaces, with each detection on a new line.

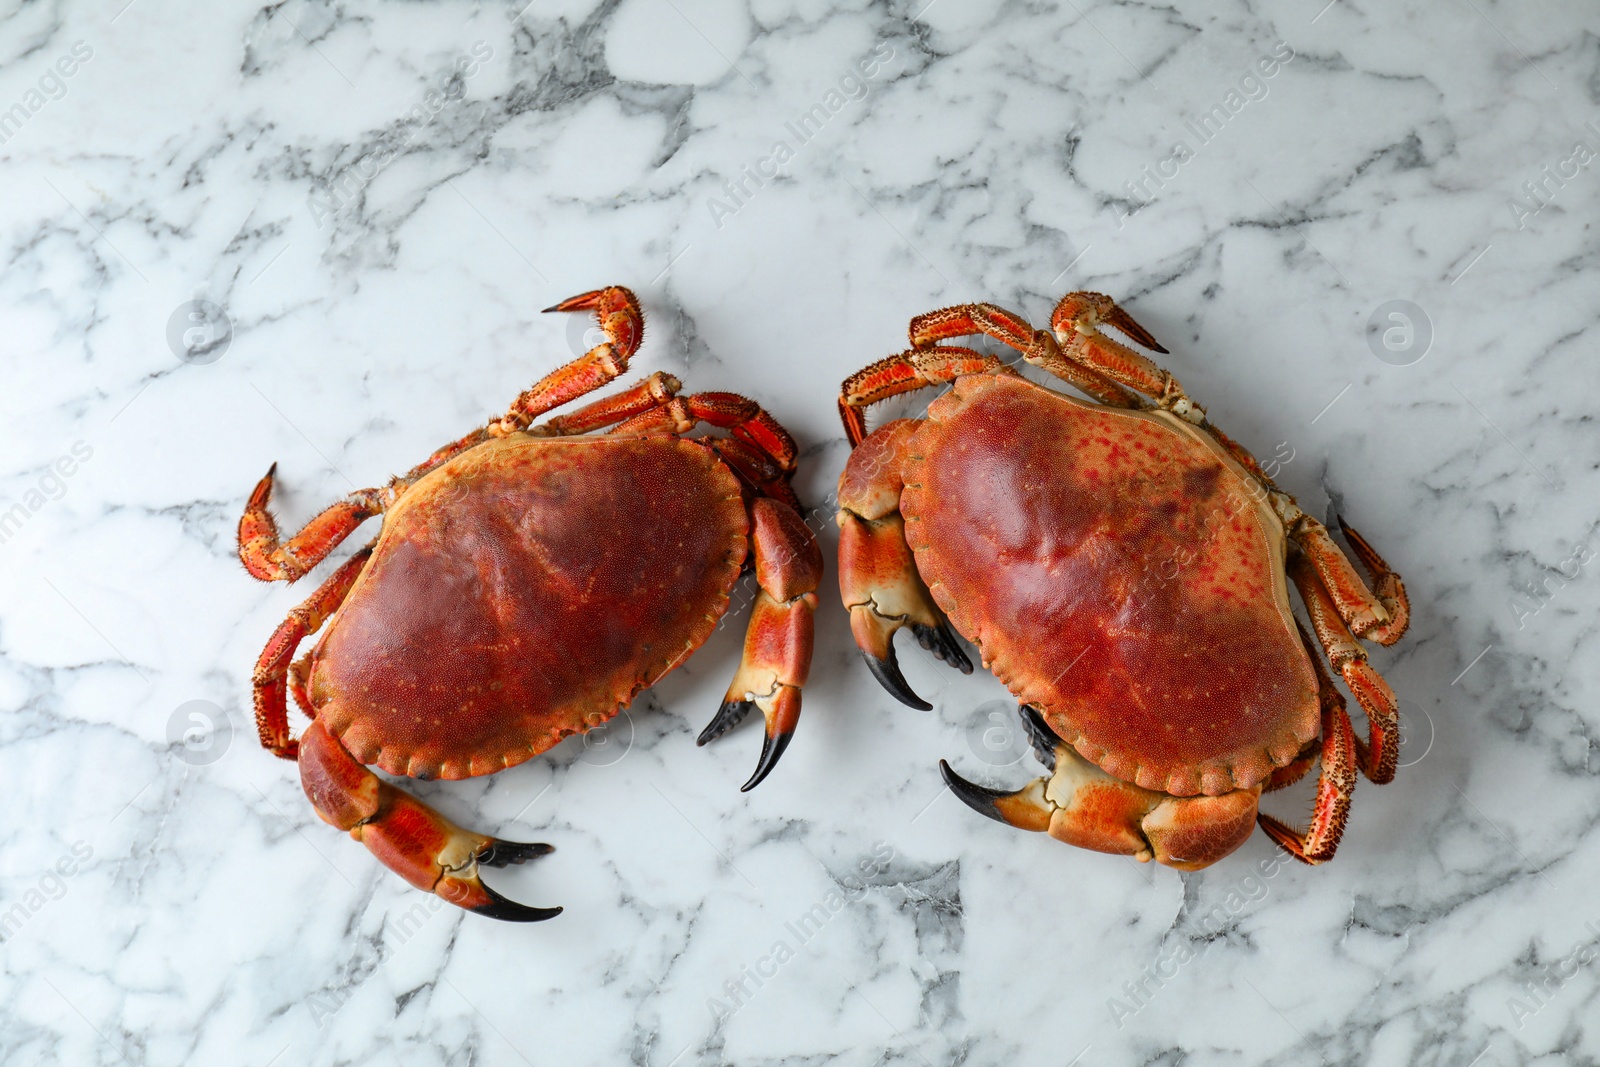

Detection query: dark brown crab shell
xmin=305 ymin=432 xmax=749 ymax=780
xmin=899 ymin=372 xmax=1319 ymax=797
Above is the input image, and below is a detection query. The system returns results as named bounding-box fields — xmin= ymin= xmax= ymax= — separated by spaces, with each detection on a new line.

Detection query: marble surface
xmin=2 ymin=0 xmax=1598 ymax=1064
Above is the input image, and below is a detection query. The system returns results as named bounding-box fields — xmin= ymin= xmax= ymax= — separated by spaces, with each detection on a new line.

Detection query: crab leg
xmin=607 ymin=389 xmax=804 ymax=509
xmin=494 ymin=286 xmax=645 ymax=434
xmin=1337 ymin=516 xmax=1410 ymax=645
xmin=838 ymin=347 xmax=1004 ymax=447
xmin=534 ymin=370 xmax=681 ymax=437
xmin=1289 ymin=554 xmax=1401 ymax=784
xmin=615 ymin=391 xmax=799 ymax=473
xmin=709 ymin=436 xmax=802 ymax=513
xmin=940 ymin=707 xmax=1261 ymax=871
xmin=239 ymin=473 xmax=388 ymax=583
xmin=698 ymin=498 xmax=823 ymax=790
xmin=1256 ymin=692 xmax=1359 ymax=865
xmin=242 ymin=288 xmax=652 ymax=579
xmin=1045 ymin=292 xmax=1209 ymax=423
xmin=251 ymin=545 xmax=373 ymax=759
xmin=907 ymin=305 xmax=1143 ymax=412
xmin=297 ymin=721 xmax=560 ymax=921
xmin=836 ymin=419 xmax=973 ymax=709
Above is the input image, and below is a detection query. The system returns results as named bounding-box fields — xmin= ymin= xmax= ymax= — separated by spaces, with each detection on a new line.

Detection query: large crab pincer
xmin=240 ymin=286 xmax=822 ymax=918
xmin=836 ymin=292 xmax=1409 ymax=869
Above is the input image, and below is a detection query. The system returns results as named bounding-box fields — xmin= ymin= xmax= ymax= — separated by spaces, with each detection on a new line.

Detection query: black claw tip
xmin=1016 ymin=705 xmax=1060 ymax=771
xmin=477 ymin=840 xmax=555 ymax=868
xmin=939 ymin=759 xmax=1012 ymax=825
xmin=740 ymin=730 xmax=794 ymax=792
xmin=863 ymin=649 xmax=931 ymax=710
xmin=698 ymin=699 xmax=754 ymax=746
xmin=472 ymin=881 xmax=563 ymax=923
xmin=911 ymin=622 xmax=974 ymax=674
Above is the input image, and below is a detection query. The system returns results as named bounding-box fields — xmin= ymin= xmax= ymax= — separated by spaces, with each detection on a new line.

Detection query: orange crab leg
xmin=239 ymin=288 xmax=651 ymax=582
xmin=1256 ymin=694 xmax=1359 ymax=865
xmin=251 ymin=545 xmax=373 ymax=759
xmin=697 ymin=498 xmax=823 ymax=790
xmin=240 ymin=432 xmax=495 ymax=584
xmin=615 ymin=391 xmax=799 ymax=473
xmin=1338 ymin=516 xmax=1410 ymax=645
xmin=239 ymin=472 xmax=387 ymax=583
xmin=836 ymin=419 xmax=972 ymax=707
xmin=709 ymin=436 xmax=802 ymax=513
xmin=908 ymin=303 xmax=1144 ymax=412
xmin=536 ymin=370 xmax=681 ymax=437
xmin=1264 ymin=623 xmax=1344 ymax=794
xmin=838 ymin=346 xmax=1004 ymax=446
xmin=1289 ymin=554 xmax=1400 ymax=785
xmin=1287 ymin=515 xmax=1390 ymax=635
xmin=940 ymin=708 xmax=1262 ymax=871
xmin=494 ymin=286 xmax=645 ymax=434
xmin=910 ymin=302 xmax=1038 ymax=351
xmin=1047 ymin=292 xmax=1201 ymax=420
xmin=298 ymin=721 xmax=560 ymax=921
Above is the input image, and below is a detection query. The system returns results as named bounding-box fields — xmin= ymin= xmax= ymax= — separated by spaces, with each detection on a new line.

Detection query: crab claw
xmin=938 ymin=738 xmax=1262 ymax=871
xmin=696 ymin=689 xmax=797 ymax=792
xmin=699 ymin=499 xmax=821 ymax=792
xmin=912 ymin=620 xmax=974 ymax=673
xmin=940 ymin=760 xmax=1054 ymax=831
xmin=699 ymin=683 xmax=803 ymax=793
xmin=838 ymin=508 xmax=973 ymax=711
xmin=299 ymin=721 xmax=562 ymax=921
xmin=860 ymin=630 xmax=932 ymax=711
xmin=852 ymin=613 xmax=972 ymax=712
xmin=698 ymin=688 xmax=801 ymax=792
xmin=698 ymin=588 xmax=814 ymax=791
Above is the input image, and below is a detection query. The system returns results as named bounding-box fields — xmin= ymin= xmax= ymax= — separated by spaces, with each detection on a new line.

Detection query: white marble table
xmin=2 ymin=1 xmax=1598 ymax=1064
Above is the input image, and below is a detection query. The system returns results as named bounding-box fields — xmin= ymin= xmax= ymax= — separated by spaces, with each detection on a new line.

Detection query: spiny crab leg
xmin=299 ymin=721 xmax=562 ymax=921
xmin=493 ymin=286 xmax=645 ymax=435
xmin=533 ymin=370 xmax=682 ymax=437
xmin=1255 ymin=686 xmax=1359 ymax=865
xmin=1337 ymin=516 xmax=1411 ymax=645
xmin=907 ymin=304 xmax=1142 ymax=412
xmin=838 ymin=346 xmax=1005 ymax=447
xmin=1288 ymin=553 xmax=1400 ymax=785
xmin=696 ymin=497 xmax=823 ymax=791
xmin=1048 ymin=292 xmax=1205 ymax=424
xmin=239 ymin=472 xmax=389 ymax=584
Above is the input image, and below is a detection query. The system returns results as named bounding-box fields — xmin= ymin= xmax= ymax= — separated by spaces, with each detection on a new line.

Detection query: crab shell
xmin=305 ymin=433 xmax=749 ymax=781
xmin=900 ymin=373 xmax=1319 ymax=797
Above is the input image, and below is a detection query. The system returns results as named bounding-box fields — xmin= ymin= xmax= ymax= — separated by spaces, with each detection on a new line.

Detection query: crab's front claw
xmin=700 ymin=681 xmax=803 ymax=792
xmin=359 ymin=789 xmax=563 ymax=922
xmin=940 ymin=760 xmax=1053 ymax=831
xmin=839 ymin=511 xmax=972 ymax=711
xmin=940 ymin=737 xmax=1261 ymax=872
xmin=299 ymin=721 xmax=562 ymax=921
xmin=699 ymin=584 xmax=816 ymax=791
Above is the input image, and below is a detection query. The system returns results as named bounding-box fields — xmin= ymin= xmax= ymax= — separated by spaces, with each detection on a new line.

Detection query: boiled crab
xmin=240 ymin=286 xmax=822 ymax=918
xmin=836 ymin=292 xmax=1408 ymax=868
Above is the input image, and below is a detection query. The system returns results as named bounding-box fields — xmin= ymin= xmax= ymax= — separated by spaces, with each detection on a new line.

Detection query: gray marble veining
xmin=1 ymin=0 xmax=1598 ymax=1064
